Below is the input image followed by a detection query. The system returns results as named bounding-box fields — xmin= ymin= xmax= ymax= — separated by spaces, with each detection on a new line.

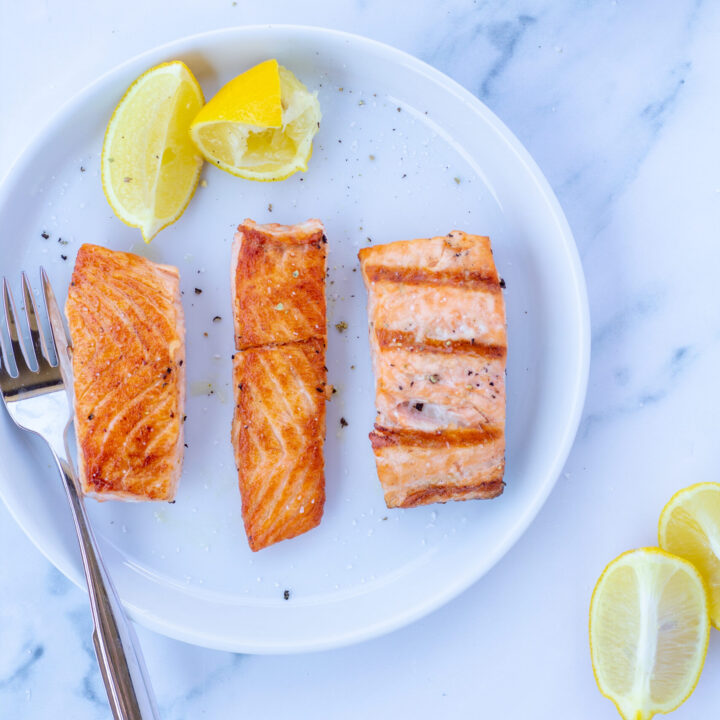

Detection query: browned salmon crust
xmin=358 ymin=231 xmax=507 ymax=508
xmin=231 ymin=220 xmax=327 ymax=551
xmin=232 ymin=220 xmax=327 ymax=349
xmin=65 ymin=244 xmax=185 ymax=501
xmin=232 ymin=339 xmax=326 ymax=551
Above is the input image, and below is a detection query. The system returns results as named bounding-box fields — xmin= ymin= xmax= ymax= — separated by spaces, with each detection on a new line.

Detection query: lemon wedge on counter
xmin=589 ymin=548 xmax=709 ymax=720
xmin=190 ymin=59 xmax=321 ymax=181
xmin=101 ymin=61 xmax=204 ymax=243
xmin=659 ymin=482 xmax=720 ymax=628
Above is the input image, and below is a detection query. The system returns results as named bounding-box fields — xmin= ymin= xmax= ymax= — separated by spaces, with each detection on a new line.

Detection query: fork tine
xmin=3 ymin=278 xmax=34 ymax=374
xmin=0 ymin=285 xmax=11 ymax=379
xmin=22 ymin=272 xmax=51 ymax=367
xmin=40 ymin=268 xmax=63 ymax=368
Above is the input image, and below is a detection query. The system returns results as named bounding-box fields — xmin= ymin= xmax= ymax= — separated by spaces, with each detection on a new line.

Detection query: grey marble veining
xmin=2 ymin=0 xmax=720 ymax=717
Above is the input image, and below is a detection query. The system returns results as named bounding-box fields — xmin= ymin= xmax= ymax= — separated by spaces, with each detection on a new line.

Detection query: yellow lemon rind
xmin=190 ymin=58 xmax=282 ymax=129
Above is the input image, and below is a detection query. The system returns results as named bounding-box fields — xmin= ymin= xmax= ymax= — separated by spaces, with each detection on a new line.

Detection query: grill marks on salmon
xmin=358 ymin=231 xmax=507 ymax=508
xmin=65 ymin=244 xmax=186 ymax=501
xmin=231 ymin=220 xmax=327 ymax=551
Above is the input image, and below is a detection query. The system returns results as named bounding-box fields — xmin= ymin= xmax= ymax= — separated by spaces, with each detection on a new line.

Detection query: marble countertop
xmin=2 ymin=0 xmax=720 ymax=717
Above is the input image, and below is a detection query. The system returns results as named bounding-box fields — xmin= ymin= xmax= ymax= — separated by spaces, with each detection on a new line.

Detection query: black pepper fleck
xmin=283 ymin=589 xmax=290 ymax=600
xmin=194 ymin=288 xmax=202 ymax=295
xmin=41 ymin=231 xmax=49 ymax=239
xmin=340 ymin=417 xmax=348 ymax=428
xmin=499 ymin=278 xmax=506 ymax=289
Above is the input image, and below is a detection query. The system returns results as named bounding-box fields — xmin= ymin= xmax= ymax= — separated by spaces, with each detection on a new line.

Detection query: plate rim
xmin=0 ymin=24 xmax=590 ymax=653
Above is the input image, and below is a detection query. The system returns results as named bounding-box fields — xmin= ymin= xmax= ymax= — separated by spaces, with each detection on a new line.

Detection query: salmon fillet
xmin=358 ymin=231 xmax=507 ymax=508
xmin=231 ymin=219 xmax=327 ymax=551
xmin=65 ymin=244 xmax=186 ymax=501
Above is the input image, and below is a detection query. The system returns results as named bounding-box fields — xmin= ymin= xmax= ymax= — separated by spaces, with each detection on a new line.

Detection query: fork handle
xmin=53 ymin=454 xmax=159 ymax=720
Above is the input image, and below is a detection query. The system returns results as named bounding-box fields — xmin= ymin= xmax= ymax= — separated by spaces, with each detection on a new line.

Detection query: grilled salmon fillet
xmin=231 ymin=219 xmax=327 ymax=551
xmin=358 ymin=231 xmax=507 ymax=508
xmin=65 ymin=244 xmax=185 ymax=501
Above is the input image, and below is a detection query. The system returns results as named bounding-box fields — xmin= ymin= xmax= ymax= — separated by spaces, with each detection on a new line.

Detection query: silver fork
xmin=0 ymin=270 xmax=159 ymax=720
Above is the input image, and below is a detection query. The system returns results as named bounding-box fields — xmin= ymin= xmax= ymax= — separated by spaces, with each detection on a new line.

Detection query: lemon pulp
xmin=589 ymin=547 xmax=709 ymax=720
xmin=659 ymin=482 xmax=720 ymax=628
xmin=102 ymin=61 xmax=204 ymax=242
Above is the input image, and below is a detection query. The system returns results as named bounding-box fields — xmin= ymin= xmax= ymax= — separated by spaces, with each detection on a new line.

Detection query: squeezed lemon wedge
xmin=190 ymin=59 xmax=321 ymax=181
xmin=101 ymin=61 xmax=204 ymax=242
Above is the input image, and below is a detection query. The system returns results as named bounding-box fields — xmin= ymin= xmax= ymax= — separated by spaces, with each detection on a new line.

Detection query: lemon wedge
xmin=589 ymin=548 xmax=709 ymax=720
xmin=190 ymin=59 xmax=321 ymax=181
xmin=659 ymin=482 xmax=720 ymax=628
xmin=101 ymin=61 xmax=204 ymax=243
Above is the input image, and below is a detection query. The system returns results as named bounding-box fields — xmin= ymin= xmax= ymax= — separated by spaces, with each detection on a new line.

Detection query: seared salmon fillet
xmin=231 ymin=219 xmax=327 ymax=551
xmin=65 ymin=244 xmax=185 ymax=501
xmin=358 ymin=231 xmax=506 ymax=508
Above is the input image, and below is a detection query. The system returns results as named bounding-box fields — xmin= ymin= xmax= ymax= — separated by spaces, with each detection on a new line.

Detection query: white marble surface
xmin=1 ymin=0 xmax=719 ymax=717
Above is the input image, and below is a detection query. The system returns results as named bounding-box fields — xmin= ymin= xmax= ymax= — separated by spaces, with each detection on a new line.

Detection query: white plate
xmin=0 ymin=26 xmax=589 ymax=653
